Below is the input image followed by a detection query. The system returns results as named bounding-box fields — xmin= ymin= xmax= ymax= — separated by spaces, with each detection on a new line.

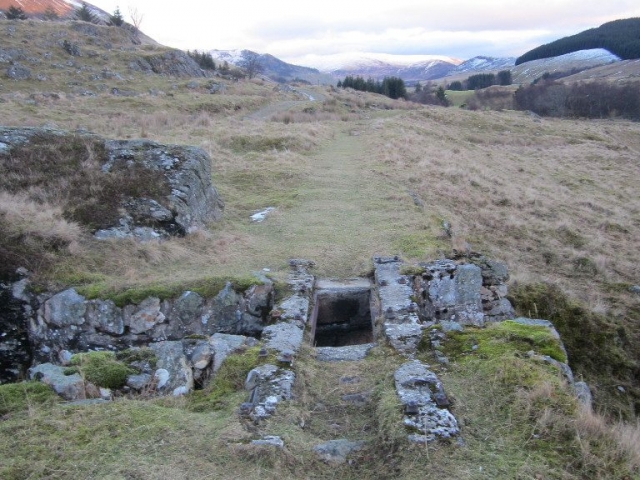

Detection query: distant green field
xmin=445 ymin=89 xmax=474 ymax=107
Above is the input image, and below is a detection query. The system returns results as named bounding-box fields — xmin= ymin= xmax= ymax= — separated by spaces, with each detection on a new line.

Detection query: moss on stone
xmin=70 ymin=351 xmax=134 ymax=390
xmin=0 ymin=382 xmax=59 ymax=415
xmin=442 ymin=320 xmax=567 ymax=363
xmin=115 ymin=348 xmax=157 ymax=369
xmin=186 ymin=346 xmax=276 ymax=412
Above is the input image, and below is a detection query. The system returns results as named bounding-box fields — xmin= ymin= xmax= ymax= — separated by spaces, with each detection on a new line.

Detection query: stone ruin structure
xmin=1 ymin=254 xmax=591 ymax=451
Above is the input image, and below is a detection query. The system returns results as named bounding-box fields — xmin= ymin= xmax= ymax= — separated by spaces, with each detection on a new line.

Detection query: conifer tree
xmin=108 ymin=7 xmax=124 ymax=27
xmin=75 ymin=2 xmax=98 ymax=23
xmin=5 ymin=5 xmax=28 ymax=20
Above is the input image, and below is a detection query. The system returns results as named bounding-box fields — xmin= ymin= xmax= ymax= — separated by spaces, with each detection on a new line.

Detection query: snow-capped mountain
xmin=448 ymin=56 xmax=515 ymax=76
xmin=511 ymin=48 xmax=621 ymax=83
xmin=209 ymin=49 xmax=334 ymax=84
xmin=288 ymin=52 xmax=462 ymax=82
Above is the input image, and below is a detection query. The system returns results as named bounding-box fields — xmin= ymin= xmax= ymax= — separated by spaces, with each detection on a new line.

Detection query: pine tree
xmin=43 ymin=7 xmax=59 ymax=20
xmin=5 ymin=5 xmax=28 ymax=20
xmin=75 ymin=2 xmax=98 ymax=24
xmin=108 ymin=7 xmax=124 ymax=27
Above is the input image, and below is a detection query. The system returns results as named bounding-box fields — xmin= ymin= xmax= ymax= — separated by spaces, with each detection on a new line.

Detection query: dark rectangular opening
xmin=311 ymin=288 xmax=373 ymax=347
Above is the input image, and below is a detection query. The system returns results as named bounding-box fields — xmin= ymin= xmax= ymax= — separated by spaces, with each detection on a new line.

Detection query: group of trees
xmin=3 ymin=5 xmax=28 ymax=19
xmin=514 ymin=79 xmax=640 ymax=119
xmin=187 ymin=50 xmax=216 ymax=71
xmin=2 ymin=2 xmax=142 ymax=33
xmin=448 ymin=70 xmax=512 ymax=91
xmin=337 ymin=75 xmax=407 ymax=99
xmin=516 ymin=18 xmax=640 ymax=65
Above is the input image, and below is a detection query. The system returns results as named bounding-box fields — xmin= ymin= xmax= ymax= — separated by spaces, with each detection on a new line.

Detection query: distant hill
xmin=209 ymin=49 xmax=333 ymax=84
xmin=511 ymin=48 xmax=620 ymax=83
xmin=293 ymin=52 xmax=461 ymax=83
xmin=516 ymin=18 xmax=640 ymax=65
xmin=447 ymin=56 xmax=515 ymax=76
xmin=0 ymin=0 xmax=108 ymax=20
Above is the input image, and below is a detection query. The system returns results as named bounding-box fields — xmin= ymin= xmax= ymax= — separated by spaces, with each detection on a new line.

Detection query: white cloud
xmin=87 ymin=0 xmax=640 ymax=61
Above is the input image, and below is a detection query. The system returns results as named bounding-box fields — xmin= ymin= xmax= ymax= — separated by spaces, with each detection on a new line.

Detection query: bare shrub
xmin=0 ymin=192 xmax=82 ymax=279
xmin=467 ymin=86 xmax=515 ymax=111
xmin=0 ymin=133 xmax=170 ymax=230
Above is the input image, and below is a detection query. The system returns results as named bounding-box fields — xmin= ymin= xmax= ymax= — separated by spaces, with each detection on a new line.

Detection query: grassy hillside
xmin=1 ymin=18 xmax=640 ymax=479
xmin=516 ymin=18 xmax=640 ymax=65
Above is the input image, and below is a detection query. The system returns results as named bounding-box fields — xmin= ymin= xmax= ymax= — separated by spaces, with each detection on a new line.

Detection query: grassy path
xmin=235 ymin=121 xmax=438 ymax=277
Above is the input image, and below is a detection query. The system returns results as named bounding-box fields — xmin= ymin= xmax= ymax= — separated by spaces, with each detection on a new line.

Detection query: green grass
xmin=445 ymin=90 xmax=475 ymax=107
xmin=69 ymin=351 xmax=134 ymax=389
xmin=437 ymin=320 xmax=568 ymax=364
xmin=0 ymin=382 xmax=60 ymax=415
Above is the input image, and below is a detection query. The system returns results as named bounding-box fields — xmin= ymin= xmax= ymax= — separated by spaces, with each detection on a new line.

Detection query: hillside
xmin=1 ymin=17 xmax=640 ymax=480
xmin=210 ymin=49 xmax=334 ymax=84
xmin=516 ymin=17 xmax=640 ymax=65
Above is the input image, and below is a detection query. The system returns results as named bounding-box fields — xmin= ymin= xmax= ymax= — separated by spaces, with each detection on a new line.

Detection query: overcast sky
xmin=88 ymin=0 xmax=640 ymax=64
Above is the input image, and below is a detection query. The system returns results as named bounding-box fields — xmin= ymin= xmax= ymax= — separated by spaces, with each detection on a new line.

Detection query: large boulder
xmin=99 ymin=138 xmax=224 ymax=236
xmin=129 ymin=51 xmax=208 ymax=77
xmin=0 ymin=279 xmax=33 ymax=383
xmin=0 ymin=127 xmax=224 ymax=240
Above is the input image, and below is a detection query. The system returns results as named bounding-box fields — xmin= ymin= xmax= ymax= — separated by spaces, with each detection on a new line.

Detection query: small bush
xmin=0 ymin=382 xmax=58 ymax=415
xmin=70 ymin=351 xmax=134 ymax=389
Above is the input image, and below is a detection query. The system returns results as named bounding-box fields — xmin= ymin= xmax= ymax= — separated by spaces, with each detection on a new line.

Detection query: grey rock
xmin=0 ymin=280 xmax=33 ymax=383
xmin=29 ymin=363 xmax=86 ymax=401
xmin=439 ymin=321 xmax=463 ymax=332
xmin=6 ymin=64 xmax=31 ymax=80
xmin=476 ymin=259 xmax=509 ymax=286
xmin=574 ymin=381 xmax=593 ymax=408
xmin=383 ymin=323 xmax=423 ymax=354
xmin=394 ymin=361 xmax=459 ymax=441
xmin=169 ymin=291 xmax=204 ymax=331
xmin=85 ymin=299 xmax=124 ymax=335
xmin=126 ymin=373 xmax=152 ymax=390
xmin=250 ymin=436 xmax=284 ymax=448
xmin=484 ymin=298 xmax=515 ymax=322
xmin=313 ymin=439 xmax=364 ymax=464
xmin=374 ymin=257 xmax=425 ymax=354
xmin=262 ymin=322 xmax=303 ymax=354
xmin=43 ymin=289 xmax=86 ymax=327
xmin=126 ymin=198 xmax=173 ymax=223
xmin=183 ymin=339 xmax=212 ymax=385
xmin=341 ymin=392 xmax=370 ymax=406
xmin=315 ymin=343 xmax=376 ymax=362
xmin=103 ymin=138 xmax=224 ymax=234
xmin=453 ymin=264 xmax=484 ymax=326
xmin=205 ymin=283 xmax=249 ymax=335
xmin=150 ymin=341 xmax=193 ymax=395
xmin=154 ymin=368 xmax=170 ymax=389
xmin=210 ymin=333 xmax=248 ymax=372
xmin=244 ymin=283 xmax=273 ymax=319
xmin=129 ymin=50 xmax=207 ymax=77
xmin=244 ymin=364 xmax=295 ymax=421
xmin=58 ymin=350 xmax=73 ymax=366
xmin=128 ymin=297 xmax=165 ymax=334
xmin=629 ymin=285 xmax=640 ymax=295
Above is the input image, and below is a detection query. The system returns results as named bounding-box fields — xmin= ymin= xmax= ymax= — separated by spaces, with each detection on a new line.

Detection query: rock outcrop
xmin=129 ymin=51 xmax=209 ymax=78
xmin=0 ymin=127 xmax=224 ymax=239
xmin=23 ymin=279 xmax=272 ymax=364
xmin=0 ymin=277 xmax=33 ymax=384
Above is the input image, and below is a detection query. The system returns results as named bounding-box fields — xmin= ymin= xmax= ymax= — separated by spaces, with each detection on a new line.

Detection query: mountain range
xmin=2 ymin=0 xmax=637 ymax=85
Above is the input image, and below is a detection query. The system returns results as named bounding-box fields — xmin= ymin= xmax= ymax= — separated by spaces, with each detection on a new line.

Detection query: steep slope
xmin=447 ymin=55 xmax=515 ymax=75
xmin=0 ymin=0 xmax=108 ymax=19
xmin=516 ymin=17 xmax=640 ymax=65
xmin=210 ymin=49 xmax=333 ymax=84
xmin=511 ymin=48 xmax=620 ymax=83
